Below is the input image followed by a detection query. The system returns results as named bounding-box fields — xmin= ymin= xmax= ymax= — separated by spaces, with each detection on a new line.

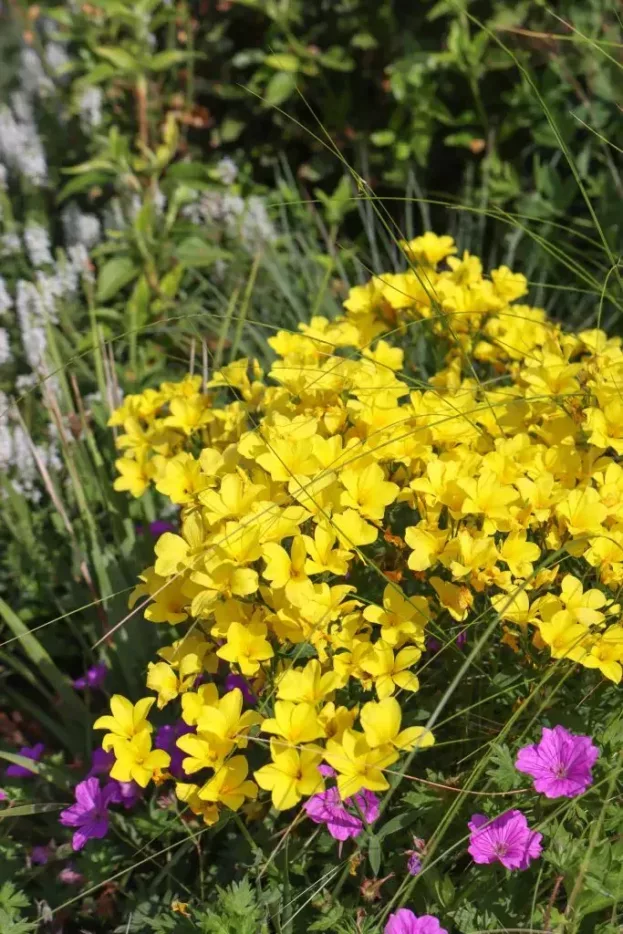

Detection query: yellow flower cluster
xmin=102 ymin=232 xmax=623 ymax=820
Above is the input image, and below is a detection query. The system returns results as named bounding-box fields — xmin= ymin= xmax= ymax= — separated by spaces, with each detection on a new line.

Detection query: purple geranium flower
xmin=136 ymin=520 xmax=176 ymax=537
xmin=60 ymin=777 xmax=117 ymax=851
xmin=515 ymin=725 xmax=599 ymax=799
xmin=107 ymin=779 xmax=141 ymax=809
xmin=468 ymin=809 xmax=542 ymax=871
xmin=303 ymin=787 xmax=379 ymax=842
xmin=6 ymin=743 xmax=44 ymax=778
xmin=87 ymin=748 xmax=115 ymax=778
xmin=385 ymin=909 xmax=448 ymax=934
xmin=407 ymin=852 xmax=422 ymax=875
xmin=224 ymin=672 xmax=257 ymax=706
xmin=73 ymin=662 xmax=108 ymax=690
xmin=30 ymin=845 xmax=50 ymax=865
xmin=155 ymin=721 xmax=194 ymax=779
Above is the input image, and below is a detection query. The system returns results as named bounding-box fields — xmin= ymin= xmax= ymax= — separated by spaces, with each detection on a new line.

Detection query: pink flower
xmin=468 ymin=809 xmax=542 ymax=871
xmin=385 ymin=909 xmax=448 ymax=934
xmin=303 ymin=787 xmax=379 ymax=841
xmin=515 ymin=726 xmax=598 ymax=799
xmin=58 ymin=864 xmax=84 ymax=884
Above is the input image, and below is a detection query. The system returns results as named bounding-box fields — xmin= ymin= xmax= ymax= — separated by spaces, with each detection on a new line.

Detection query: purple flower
xmin=407 ymin=852 xmax=422 ymax=876
xmin=60 ymin=777 xmax=117 ymax=851
xmin=468 ymin=809 xmax=542 ymax=871
xmin=0 ymin=789 xmax=7 ymax=801
xmin=107 ymin=779 xmax=141 ymax=809
xmin=136 ymin=520 xmax=176 ymax=537
xmin=303 ymin=787 xmax=379 ymax=841
xmin=318 ymin=764 xmax=336 ymax=778
xmin=6 ymin=743 xmax=44 ymax=778
xmin=427 ymin=631 xmax=467 ymax=654
xmin=73 ymin=662 xmax=108 ymax=690
xmin=30 ymin=845 xmax=50 ymax=865
xmin=155 ymin=721 xmax=194 ymax=779
xmin=515 ymin=726 xmax=599 ymax=799
xmin=87 ymin=748 xmax=115 ymax=778
xmin=224 ymin=672 xmax=257 ymax=706
xmin=385 ymin=909 xmax=448 ymax=934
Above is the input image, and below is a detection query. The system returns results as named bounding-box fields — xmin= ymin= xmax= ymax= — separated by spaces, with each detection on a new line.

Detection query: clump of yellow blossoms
xmin=102 ymin=231 xmax=623 ymax=823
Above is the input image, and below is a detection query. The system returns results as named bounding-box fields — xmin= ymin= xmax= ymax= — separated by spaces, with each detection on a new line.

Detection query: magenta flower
xmin=0 ymin=789 xmax=7 ymax=801
xmin=303 ymin=787 xmax=379 ymax=841
xmin=468 ymin=809 xmax=542 ymax=871
xmin=60 ymin=777 xmax=118 ymax=851
xmin=73 ymin=662 xmax=108 ymax=690
xmin=515 ymin=726 xmax=599 ymax=799
xmin=318 ymin=764 xmax=336 ymax=778
xmin=5 ymin=743 xmax=44 ymax=778
xmin=407 ymin=852 xmax=422 ymax=875
xmin=385 ymin=909 xmax=448 ymax=934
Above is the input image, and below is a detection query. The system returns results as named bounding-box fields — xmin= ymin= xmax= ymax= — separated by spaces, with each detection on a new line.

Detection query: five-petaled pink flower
xmin=515 ymin=725 xmax=598 ymax=799
xmin=468 ymin=809 xmax=542 ymax=871
xmin=385 ymin=909 xmax=448 ymax=934
xmin=303 ymin=787 xmax=379 ymax=841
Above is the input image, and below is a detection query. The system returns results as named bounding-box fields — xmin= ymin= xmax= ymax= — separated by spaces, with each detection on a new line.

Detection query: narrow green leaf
xmin=0 ymin=803 xmax=67 ymax=819
xmin=0 ymin=598 xmax=88 ymax=724
xmin=0 ymin=752 xmax=71 ymax=791
xmin=368 ymin=834 xmax=382 ymax=875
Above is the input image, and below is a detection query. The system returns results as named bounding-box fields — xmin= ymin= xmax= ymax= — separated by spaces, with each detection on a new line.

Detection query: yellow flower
xmin=399 ymin=233 xmax=456 ymax=266
xmin=360 ymin=697 xmax=434 ymax=751
xmin=153 ymin=511 xmax=207 ymax=577
xmin=498 ymin=532 xmax=540 ymax=578
xmin=276 ymin=659 xmax=341 ymax=704
xmin=216 ymin=621 xmax=274 ymax=676
xmin=262 ymin=536 xmax=314 ymax=605
xmin=113 ymin=455 xmax=154 ymax=497
xmin=155 ymin=452 xmax=211 ymax=504
xmin=254 ymin=739 xmax=324 ymax=810
xmin=262 ymin=701 xmax=325 ymax=745
xmin=363 ymin=584 xmax=429 ymax=645
xmin=302 ymin=523 xmax=353 ymax=576
xmin=198 ymin=756 xmax=258 ymax=810
xmin=324 ymin=729 xmax=396 ymax=799
xmin=176 ymin=733 xmax=233 ymax=774
xmin=359 ymin=643 xmax=421 ymax=699
xmin=109 ymin=731 xmax=170 ymax=787
xmin=94 ymin=695 xmax=154 ymax=750
xmin=194 ymin=687 xmax=262 ymax=747
xmin=146 ymin=661 xmax=181 ymax=709
xmin=339 ymin=461 xmax=399 ymax=521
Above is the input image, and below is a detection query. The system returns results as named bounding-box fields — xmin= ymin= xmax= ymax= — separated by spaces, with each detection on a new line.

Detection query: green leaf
xmin=377 ymin=810 xmax=419 ymax=841
xmin=97 ymin=256 xmax=140 ymax=302
xmin=370 ymin=130 xmax=396 ymax=147
xmin=368 ymin=834 xmax=381 ymax=875
xmin=149 ymin=50 xmax=194 ymax=72
xmin=94 ymin=46 xmax=140 ymax=73
xmin=0 ymin=598 xmax=87 ymax=725
xmin=486 ymin=743 xmax=523 ymax=791
xmin=263 ymin=71 xmax=297 ymax=108
xmin=0 ymin=802 xmax=67 ymax=818
xmin=175 ymin=237 xmax=230 ymax=267
xmin=58 ymin=171 xmax=111 ymax=202
xmin=264 ymin=53 xmax=299 ymax=72
xmin=0 ymin=751 xmax=70 ymax=790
